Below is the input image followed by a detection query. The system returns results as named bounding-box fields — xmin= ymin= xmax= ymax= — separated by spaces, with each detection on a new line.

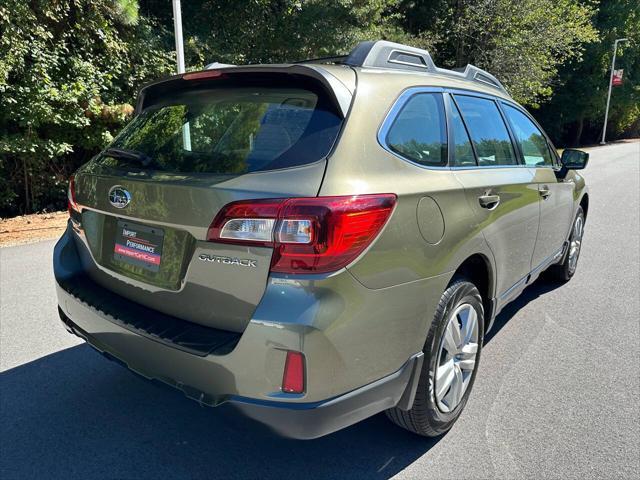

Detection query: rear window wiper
xmin=103 ymin=147 xmax=156 ymax=168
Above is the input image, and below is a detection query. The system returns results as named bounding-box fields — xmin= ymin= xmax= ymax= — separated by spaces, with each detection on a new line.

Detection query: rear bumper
xmin=58 ymin=306 xmax=422 ymax=439
xmin=230 ymin=354 xmax=423 ymax=439
xmin=54 ymin=224 xmax=427 ymax=438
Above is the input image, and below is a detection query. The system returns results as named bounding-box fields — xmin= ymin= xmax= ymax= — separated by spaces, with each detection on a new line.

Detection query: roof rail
xmin=342 ymin=40 xmax=509 ymax=96
xmin=294 ymin=54 xmax=349 ymax=65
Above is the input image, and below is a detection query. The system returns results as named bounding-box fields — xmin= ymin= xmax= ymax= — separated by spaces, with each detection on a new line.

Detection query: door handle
xmin=540 ymin=186 xmax=551 ymax=199
xmin=478 ymin=194 xmax=500 ymax=209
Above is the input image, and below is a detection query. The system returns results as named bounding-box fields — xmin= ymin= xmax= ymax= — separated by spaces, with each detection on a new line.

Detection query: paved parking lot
xmin=1 ymin=141 xmax=638 ymax=479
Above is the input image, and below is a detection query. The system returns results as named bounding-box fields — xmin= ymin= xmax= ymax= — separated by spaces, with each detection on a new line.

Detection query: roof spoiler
xmin=342 ymin=40 xmax=508 ymax=96
xmin=135 ymin=64 xmax=353 ymax=117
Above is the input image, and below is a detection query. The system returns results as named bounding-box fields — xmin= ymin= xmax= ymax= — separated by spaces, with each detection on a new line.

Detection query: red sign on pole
xmin=612 ymin=69 xmax=624 ymax=86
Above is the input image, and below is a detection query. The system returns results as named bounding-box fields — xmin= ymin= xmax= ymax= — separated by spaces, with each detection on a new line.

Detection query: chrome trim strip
xmin=498 ymin=276 xmax=528 ymax=301
xmin=377 ymin=87 xmax=450 ymax=171
xmin=450 ymin=165 xmax=529 ymax=171
xmin=377 ymin=87 xmax=539 ymax=172
xmin=498 ymin=246 xmax=564 ymax=301
xmin=530 ymin=246 xmax=565 ymax=276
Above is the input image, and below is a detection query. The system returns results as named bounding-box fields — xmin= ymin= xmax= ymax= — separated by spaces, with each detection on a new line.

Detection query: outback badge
xmin=198 ymin=253 xmax=257 ymax=268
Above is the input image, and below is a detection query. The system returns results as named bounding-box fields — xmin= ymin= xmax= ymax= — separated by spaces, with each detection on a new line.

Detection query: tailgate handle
xmin=478 ymin=194 xmax=501 ymax=210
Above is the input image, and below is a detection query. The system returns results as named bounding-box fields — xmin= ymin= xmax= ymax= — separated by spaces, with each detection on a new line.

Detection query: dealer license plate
xmin=113 ymin=220 xmax=164 ymax=272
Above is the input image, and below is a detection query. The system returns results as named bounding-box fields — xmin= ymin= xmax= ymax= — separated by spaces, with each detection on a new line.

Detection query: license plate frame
xmin=113 ymin=220 xmax=164 ymax=272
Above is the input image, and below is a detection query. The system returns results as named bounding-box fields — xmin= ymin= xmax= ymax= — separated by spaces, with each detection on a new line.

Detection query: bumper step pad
xmin=58 ymin=272 xmax=240 ymax=357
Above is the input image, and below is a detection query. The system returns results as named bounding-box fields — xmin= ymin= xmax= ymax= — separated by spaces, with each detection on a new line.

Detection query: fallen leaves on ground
xmin=0 ymin=211 xmax=68 ymax=247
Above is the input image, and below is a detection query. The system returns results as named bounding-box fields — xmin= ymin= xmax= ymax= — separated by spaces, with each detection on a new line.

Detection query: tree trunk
xmin=22 ymin=157 xmax=30 ymax=214
xmin=573 ymin=116 xmax=584 ymax=147
xmin=455 ymin=0 xmax=465 ymax=66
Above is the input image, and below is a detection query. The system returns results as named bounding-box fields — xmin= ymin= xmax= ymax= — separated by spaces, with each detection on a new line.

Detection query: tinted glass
xmin=450 ymin=100 xmax=476 ymax=167
xmin=503 ymin=105 xmax=553 ymax=167
xmin=386 ymin=93 xmax=447 ymax=167
xmin=97 ymin=87 xmax=342 ymax=174
xmin=454 ymin=95 xmax=517 ymax=166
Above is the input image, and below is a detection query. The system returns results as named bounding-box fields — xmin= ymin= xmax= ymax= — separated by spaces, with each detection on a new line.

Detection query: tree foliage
xmin=0 ymin=0 xmax=173 ymax=214
xmin=536 ymin=0 xmax=640 ymax=145
xmin=0 ymin=0 xmax=638 ymax=215
xmin=140 ymin=0 xmax=409 ymax=66
xmin=396 ymin=0 xmax=598 ymax=105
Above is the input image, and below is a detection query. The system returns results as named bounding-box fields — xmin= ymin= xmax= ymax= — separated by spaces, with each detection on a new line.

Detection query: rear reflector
xmin=282 ymin=351 xmax=305 ymax=394
xmin=207 ymin=194 xmax=396 ymax=274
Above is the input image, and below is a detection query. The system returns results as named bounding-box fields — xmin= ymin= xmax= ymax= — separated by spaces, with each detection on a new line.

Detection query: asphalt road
xmin=1 ymin=141 xmax=638 ymax=479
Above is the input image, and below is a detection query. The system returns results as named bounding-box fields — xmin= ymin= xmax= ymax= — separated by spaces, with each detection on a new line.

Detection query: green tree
xmin=536 ymin=0 xmax=640 ymax=146
xmin=140 ymin=0 xmax=409 ymax=67
xmin=0 ymin=0 xmax=174 ymax=215
xmin=396 ymin=0 xmax=598 ymax=106
xmin=1 ymin=0 xmax=636 ymax=216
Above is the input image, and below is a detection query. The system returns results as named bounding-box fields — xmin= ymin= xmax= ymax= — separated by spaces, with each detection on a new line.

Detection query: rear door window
xmin=453 ymin=95 xmax=518 ymax=167
xmin=98 ymin=86 xmax=343 ymax=174
xmin=386 ymin=93 xmax=447 ymax=167
xmin=503 ymin=104 xmax=554 ymax=167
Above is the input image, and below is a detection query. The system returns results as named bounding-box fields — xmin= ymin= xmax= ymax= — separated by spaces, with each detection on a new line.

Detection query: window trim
xmin=498 ymin=100 xmax=561 ymax=169
xmin=445 ymin=88 xmax=529 ymax=169
xmin=377 ymin=87 xmax=449 ymax=170
xmin=444 ymin=92 xmax=479 ymax=167
xmin=500 ymin=102 xmax=554 ymax=169
xmin=451 ymin=92 xmax=522 ymax=168
xmin=378 ymin=86 xmax=539 ymax=171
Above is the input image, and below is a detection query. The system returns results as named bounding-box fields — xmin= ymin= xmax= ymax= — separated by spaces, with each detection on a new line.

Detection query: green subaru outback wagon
xmin=54 ymin=40 xmax=589 ymax=439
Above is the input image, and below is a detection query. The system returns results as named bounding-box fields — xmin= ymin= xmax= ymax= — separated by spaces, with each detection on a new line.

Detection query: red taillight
xmin=206 ymin=194 xmax=396 ymax=274
xmin=67 ymin=175 xmax=79 ymax=215
xmin=282 ymin=351 xmax=305 ymax=394
xmin=271 ymin=195 xmax=396 ymax=273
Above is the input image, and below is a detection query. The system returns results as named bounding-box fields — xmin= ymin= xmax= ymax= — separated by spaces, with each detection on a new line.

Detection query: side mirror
xmin=560 ymin=149 xmax=589 ymax=170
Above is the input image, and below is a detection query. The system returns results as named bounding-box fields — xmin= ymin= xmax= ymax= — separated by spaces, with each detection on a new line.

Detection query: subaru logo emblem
xmin=108 ymin=186 xmax=131 ymax=209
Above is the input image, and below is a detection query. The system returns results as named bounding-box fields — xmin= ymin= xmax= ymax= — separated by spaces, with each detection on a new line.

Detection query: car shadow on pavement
xmin=1 ymin=344 xmax=439 ymax=480
xmin=484 ymin=276 xmax=563 ymax=345
xmin=0 ymin=277 xmax=561 ymax=480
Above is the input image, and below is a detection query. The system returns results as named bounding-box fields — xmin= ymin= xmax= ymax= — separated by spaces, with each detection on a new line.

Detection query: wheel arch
xmin=579 ymin=192 xmax=589 ymax=222
xmin=452 ymin=253 xmax=495 ymax=332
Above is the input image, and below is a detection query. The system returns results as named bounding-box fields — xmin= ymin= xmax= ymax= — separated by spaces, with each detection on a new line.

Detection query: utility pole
xmin=601 ymin=38 xmax=628 ymax=145
xmin=172 ymin=0 xmax=186 ymax=74
xmin=172 ymin=0 xmax=191 ymax=150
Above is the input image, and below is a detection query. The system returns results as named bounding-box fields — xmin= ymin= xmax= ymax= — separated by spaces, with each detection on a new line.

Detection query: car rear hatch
xmin=70 ymin=66 xmax=353 ymax=333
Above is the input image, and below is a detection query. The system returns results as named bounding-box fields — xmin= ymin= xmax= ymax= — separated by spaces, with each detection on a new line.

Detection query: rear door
xmin=501 ymin=103 xmax=574 ymax=269
xmin=72 ymin=71 xmax=348 ymax=332
xmin=448 ymin=93 xmax=540 ymax=301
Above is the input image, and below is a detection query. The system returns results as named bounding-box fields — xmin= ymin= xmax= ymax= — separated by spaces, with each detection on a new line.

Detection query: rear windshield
xmin=98 ymin=84 xmax=343 ymax=174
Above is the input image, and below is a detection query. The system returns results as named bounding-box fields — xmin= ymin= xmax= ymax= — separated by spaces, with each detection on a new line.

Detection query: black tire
xmin=386 ymin=277 xmax=484 ymax=437
xmin=546 ymin=206 xmax=585 ymax=282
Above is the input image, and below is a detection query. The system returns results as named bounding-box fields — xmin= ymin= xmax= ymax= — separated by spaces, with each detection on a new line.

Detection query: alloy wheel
xmin=568 ymin=214 xmax=584 ymax=275
xmin=434 ymin=303 xmax=479 ymax=413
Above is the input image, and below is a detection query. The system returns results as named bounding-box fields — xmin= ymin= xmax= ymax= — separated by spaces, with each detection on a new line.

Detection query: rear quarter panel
xmin=320 ymin=70 xmax=499 ymax=290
